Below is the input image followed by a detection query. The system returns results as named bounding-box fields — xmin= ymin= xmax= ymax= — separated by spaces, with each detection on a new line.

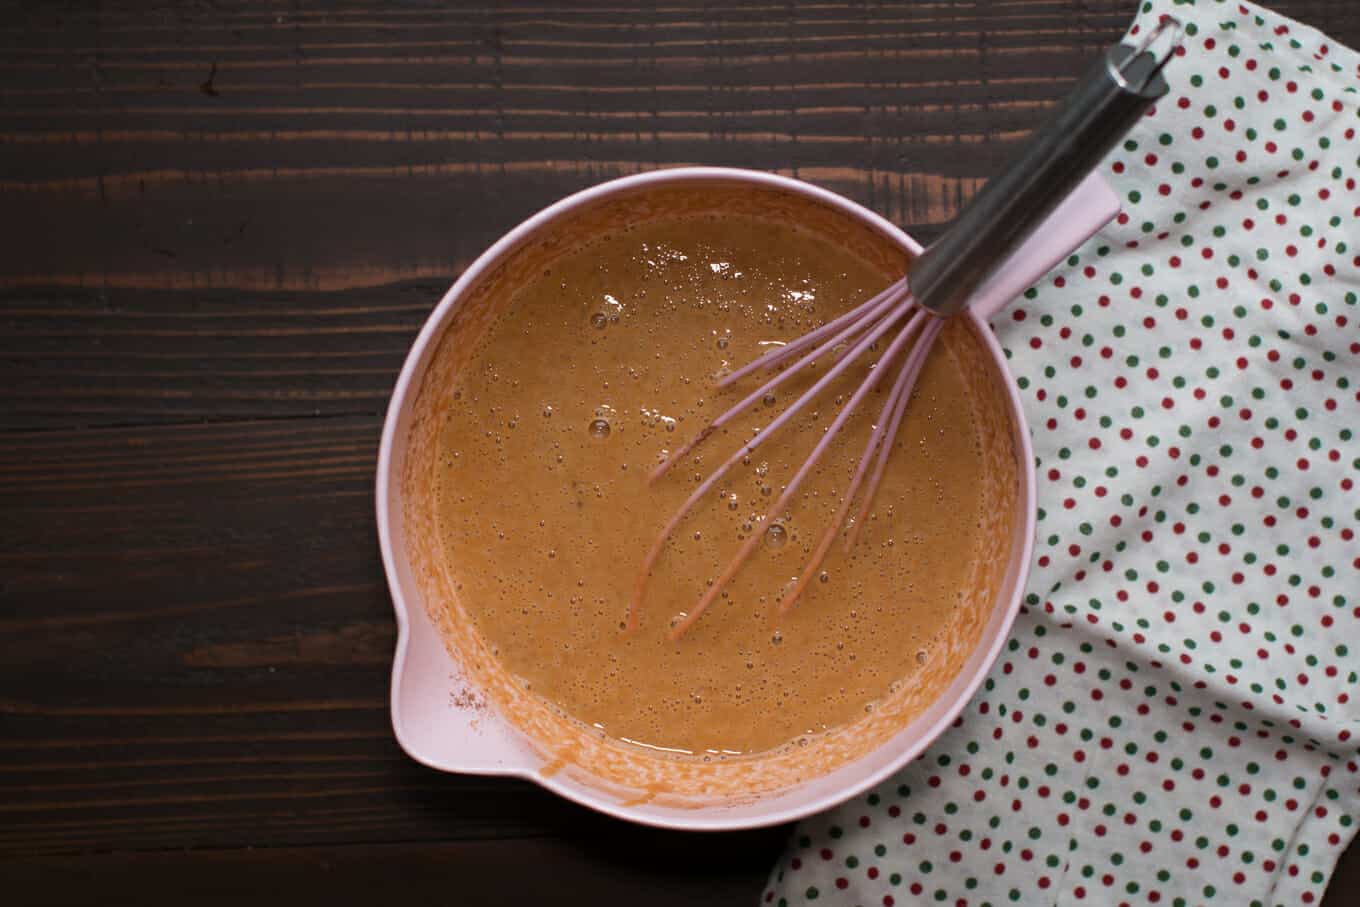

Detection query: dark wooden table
xmin=4 ymin=1 xmax=1359 ymax=904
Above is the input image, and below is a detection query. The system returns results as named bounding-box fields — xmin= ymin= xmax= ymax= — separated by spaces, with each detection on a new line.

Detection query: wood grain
xmin=3 ymin=0 xmax=1359 ymax=903
xmin=0 ymin=285 xmax=434 ymax=428
xmin=9 ymin=835 xmax=789 ymax=906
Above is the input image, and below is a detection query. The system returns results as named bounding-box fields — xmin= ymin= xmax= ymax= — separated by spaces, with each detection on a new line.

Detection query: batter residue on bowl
xmin=435 ymin=211 xmax=995 ymax=759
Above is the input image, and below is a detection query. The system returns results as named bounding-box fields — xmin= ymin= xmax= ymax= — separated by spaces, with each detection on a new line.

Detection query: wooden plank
xmin=0 ymin=285 xmax=436 ymax=429
xmin=8 ymin=834 xmax=788 ymax=906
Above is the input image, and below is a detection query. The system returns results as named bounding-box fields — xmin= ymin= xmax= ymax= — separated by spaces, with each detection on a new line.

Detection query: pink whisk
xmin=628 ymin=18 xmax=1183 ymax=638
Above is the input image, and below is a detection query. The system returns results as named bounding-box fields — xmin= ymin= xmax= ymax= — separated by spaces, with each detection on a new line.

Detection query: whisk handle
xmin=911 ymin=19 xmax=1182 ymax=318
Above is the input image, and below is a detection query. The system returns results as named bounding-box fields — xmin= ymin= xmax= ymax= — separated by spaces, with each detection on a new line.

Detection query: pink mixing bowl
xmin=377 ymin=166 xmax=1118 ymax=830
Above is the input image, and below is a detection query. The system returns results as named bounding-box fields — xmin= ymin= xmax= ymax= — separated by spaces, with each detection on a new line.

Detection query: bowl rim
xmin=376 ymin=165 xmax=1037 ymax=830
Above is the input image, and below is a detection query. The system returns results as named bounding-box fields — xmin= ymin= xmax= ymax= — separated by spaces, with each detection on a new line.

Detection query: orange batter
xmin=435 ymin=212 xmax=992 ymax=757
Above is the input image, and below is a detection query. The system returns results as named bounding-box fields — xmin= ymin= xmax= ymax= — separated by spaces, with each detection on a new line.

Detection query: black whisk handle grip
xmin=911 ymin=18 xmax=1183 ymax=318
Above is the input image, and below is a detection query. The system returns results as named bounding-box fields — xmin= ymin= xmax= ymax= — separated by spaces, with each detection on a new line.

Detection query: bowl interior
xmin=379 ymin=169 xmax=1034 ymax=829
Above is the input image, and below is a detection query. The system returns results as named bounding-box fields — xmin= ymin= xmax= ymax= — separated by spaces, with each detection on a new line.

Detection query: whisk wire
xmin=844 ymin=317 xmax=945 ymax=554
xmin=715 ymin=276 xmax=909 ymax=390
xmin=781 ymin=315 xmax=944 ymax=615
xmin=650 ymin=281 xmax=908 ymax=483
xmin=666 ymin=302 xmax=928 ymax=640
xmin=626 ymin=285 xmax=917 ymax=632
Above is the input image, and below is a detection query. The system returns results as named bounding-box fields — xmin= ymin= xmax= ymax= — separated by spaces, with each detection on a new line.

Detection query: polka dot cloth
xmin=763 ymin=2 xmax=1360 ymax=906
